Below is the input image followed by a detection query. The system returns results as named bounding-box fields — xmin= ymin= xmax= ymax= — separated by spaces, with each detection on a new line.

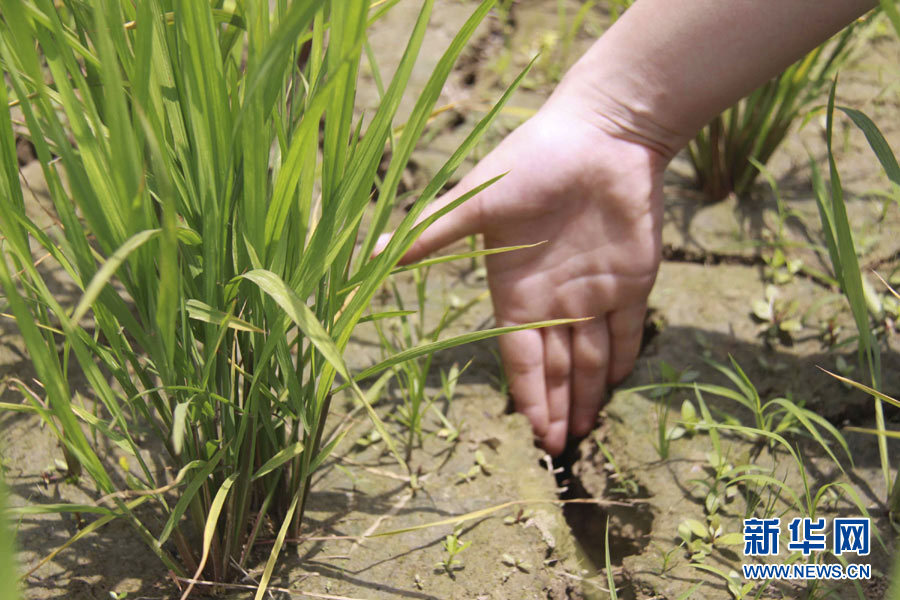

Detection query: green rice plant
xmin=605 ymin=0 xmax=631 ymax=22
xmin=685 ymin=387 xmax=881 ymax=599
xmin=688 ymin=15 xmax=875 ymax=202
xmin=435 ymin=529 xmax=470 ymax=576
xmin=375 ymin=276 xmax=436 ymax=451
xmin=0 ymin=1 xmax=574 ymax=594
xmin=628 ymin=357 xmax=852 ymax=468
xmin=374 ymin=261 xmax=492 ymax=451
xmin=891 ymin=549 xmax=900 ymax=599
xmin=649 ymin=361 xmax=698 ymax=459
xmin=0 ymin=478 xmax=19 ymax=600
xmin=811 ymin=80 xmax=899 ymax=511
xmin=605 ymin=1 xmax=875 ymax=203
xmin=750 ymin=157 xmax=839 ymax=289
xmin=604 ymin=516 xmax=619 ymax=599
xmin=595 ymin=438 xmax=639 ymax=497
xmin=822 ymin=369 xmax=900 ymax=522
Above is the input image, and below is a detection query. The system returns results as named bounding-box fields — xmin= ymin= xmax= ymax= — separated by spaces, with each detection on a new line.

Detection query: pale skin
xmin=379 ymin=0 xmax=875 ymax=456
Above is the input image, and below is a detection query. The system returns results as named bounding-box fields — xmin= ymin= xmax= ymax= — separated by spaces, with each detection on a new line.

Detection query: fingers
xmin=569 ymin=318 xmax=610 ymax=437
xmin=500 ymin=305 xmax=644 ymax=455
xmin=607 ymin=303 xmax=647 ymax=384
xmin=498 ymin=328 xmax=548 ymax=440
xmin=373 ymin=181 xmax=484 ymax=265
xmin=542 ymin=325 xmax=572 ymax=456
xmin=500 ymin=325 xmax=574 ymax=456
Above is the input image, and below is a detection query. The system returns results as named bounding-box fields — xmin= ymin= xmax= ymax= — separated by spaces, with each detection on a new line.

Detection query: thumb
xmin=373 ymin=180 xmax=484 ymax=265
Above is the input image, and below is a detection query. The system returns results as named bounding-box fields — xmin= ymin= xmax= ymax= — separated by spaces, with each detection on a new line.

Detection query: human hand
xmin=380 ymin=88 xmax=668 ymax=456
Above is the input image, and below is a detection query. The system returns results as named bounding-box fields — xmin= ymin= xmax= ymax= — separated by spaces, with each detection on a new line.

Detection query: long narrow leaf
xmin=180 ymin=473 xmax=238 ymax=600
xmin=346 ymin=317 xmax=588 ymax=386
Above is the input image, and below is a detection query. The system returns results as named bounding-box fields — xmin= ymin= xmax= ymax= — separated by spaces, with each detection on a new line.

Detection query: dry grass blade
xmin=818 ymin=366 xmax=900 ymax=410
xmin=368 ymin=497 xmax=646 ymax=537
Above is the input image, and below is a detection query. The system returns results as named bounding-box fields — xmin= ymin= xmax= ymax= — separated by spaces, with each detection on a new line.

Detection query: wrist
xmin=549 ymin=50 xmax=688 ymax=164
xmin=546 ymin=0 xmax=874 ymax=164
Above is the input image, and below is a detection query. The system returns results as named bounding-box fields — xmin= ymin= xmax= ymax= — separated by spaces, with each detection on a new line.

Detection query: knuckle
xmin=572 ymin=336 xmax=608 ymax=371
xmin=503 ymin=353 xmax=541 ymax=377
xmin=573 ymin=349 xmax=606 ymax=372
xmin=544 ymin=353 xmax=571 ymax=379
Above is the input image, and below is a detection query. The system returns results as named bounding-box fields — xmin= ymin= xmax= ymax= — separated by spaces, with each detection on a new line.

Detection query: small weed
xmin=751 ymin=284 xmax=803 ymax=346
xmin=474 ymin=450 xmax=494 ymax=474
xmin=488 ymin=348 xmax=510 ymax=396
xmin=650 ymin=361 xmax=698 ymax=459
xmin=354 ymin=428 xmax=383 ymax=449
xmin=810 ymin=303 xmax=847 ymax=349
xmin=376 ymin=275 xmax=439 ymax=449
xmin=435 ymin=531 xmax=471 ymax=576
xmin=631 ymin=357 xmax=852 ymax=469
xmin=750 ymin=157 xmax=836 ymax=289
xmin=435 ymin=422 xmax=462 ymax=444
xmin=376 ymin=274 xmax=486 ymax=452
xmin=693 ymin=564 xmax=754 ymax=600
xmin=501 ymin=553 xmax=531 ymax=572
xmin=455 ymin=466 xmax=479 ymax=484
xmin=680 ymin=398 xmax=701 ymax=436
xmin=432 ymin=362 xmax=469 ymax=445
xmin=596 ymin=439 xmax=640 ymax=497
xmin=834 ymin=355 xmax=856 ymax=383
xmin=503 ymin=507 xmax=534 ymax=526
xmin=649 ymin=361 xmax=700 ymax=398
xmin=677 ymin=515 xmax=742 ymax=563
xmin=456 ymin=449 xmax=493 ymax=483
xmin=762 ymin=248 xmax=803 ymax=285
xmin=651 ymin=542 xmax=681 ymax=576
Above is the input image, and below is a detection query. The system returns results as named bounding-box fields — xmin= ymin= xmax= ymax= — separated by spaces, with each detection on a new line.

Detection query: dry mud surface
xmin=4 ymin=1 xmax=900 ymax=599
xmin=5 ymin=379 xmax=587 ymax=599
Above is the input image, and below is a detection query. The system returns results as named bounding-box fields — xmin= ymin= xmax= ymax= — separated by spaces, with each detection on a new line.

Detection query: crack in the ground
xmin=661 ymin=244 xmax=762 ymax=267
xmin=663 ymin=242 xmax=900 ymax=289
xmin=548 ymin=441 xmax=645 ymax=599
xmin=661 ymin=243 xmax=841 ymax=291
